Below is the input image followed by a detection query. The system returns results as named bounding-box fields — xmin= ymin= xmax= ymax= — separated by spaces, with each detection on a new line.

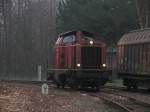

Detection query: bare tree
xmin=0 ymin=0 xmax=58 ymax=80
xmin=135 ymin=0 xmax=150 ymax=28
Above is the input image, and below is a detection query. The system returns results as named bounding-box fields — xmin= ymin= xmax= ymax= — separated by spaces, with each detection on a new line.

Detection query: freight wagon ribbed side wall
xmin=117 ymin=29 xmax=150 ymax=78
xmin=117 ymin=43 xmax=150 ymax=78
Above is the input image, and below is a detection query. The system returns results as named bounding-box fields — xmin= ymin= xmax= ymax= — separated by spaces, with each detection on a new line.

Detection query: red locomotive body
xmin=51 ymin=30 xmax=109 ymax=90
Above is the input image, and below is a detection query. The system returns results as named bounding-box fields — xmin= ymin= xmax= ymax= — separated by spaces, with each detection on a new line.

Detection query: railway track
xmin=1 ymin=80 xmax=55 ymax=88
xmin=104 ymin=85 xmax=150 ymax=93
xmin=87 ymin=91 xmax=150 ymax=112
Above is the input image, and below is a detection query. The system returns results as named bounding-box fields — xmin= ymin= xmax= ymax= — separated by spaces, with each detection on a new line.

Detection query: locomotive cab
xmin=51 ymin=30 xmax=109 ymax=90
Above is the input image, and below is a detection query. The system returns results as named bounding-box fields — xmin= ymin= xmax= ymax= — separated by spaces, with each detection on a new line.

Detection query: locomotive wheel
xmin=70 ymin=79 xmax=78 ymax=89
xmin=69 ymin=77 xmax=78 ymax=89
xmin=70 ymin=84 xmax=78 ymax=89
xmin=127 ymin=85 xmax=131 ymax=90
xmin=95 ymin=86 xmax=100 ymax=92
xmin=95 ymin=84 xmax=100 ymax=92
xmin=56 ymin=83 xmax=64 ymax=88
xmin=56 ymin=82 xmax=60 ymax=88
xmin=58 ymin=74 xmax=66 ymax=88
xmin=133 ymin=85 xmax=138 ymax=91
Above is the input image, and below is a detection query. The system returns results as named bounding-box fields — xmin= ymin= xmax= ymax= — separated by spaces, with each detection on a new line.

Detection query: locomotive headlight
xmin=77 ymin=63 xmax=81 ymax=67
xmin=102 ymin=64 xmax=106 ymax=67
xmin=90 ymin=40 xmax=93 ymax=45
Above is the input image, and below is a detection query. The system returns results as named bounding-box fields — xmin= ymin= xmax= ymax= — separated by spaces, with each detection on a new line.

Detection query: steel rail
xmin=97 ymin=91 xmax=150 ymax=112
xmin=1 ymin=80 xmax=54 ymax=87
xmin=89 ymin=93 xmax=132 ymax=112
xmin=101 ymin=86 xmax=150 ymax=107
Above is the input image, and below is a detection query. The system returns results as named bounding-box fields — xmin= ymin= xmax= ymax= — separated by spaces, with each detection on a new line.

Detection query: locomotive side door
xmin=67 ymin=46 xmax=75 ymax=69
xmin=63 ymin=35 xmax=76 ymax=69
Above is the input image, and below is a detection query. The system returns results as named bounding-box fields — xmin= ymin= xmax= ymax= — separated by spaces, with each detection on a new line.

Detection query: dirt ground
xmin=0 ymin=82 xmax=120 ymax=112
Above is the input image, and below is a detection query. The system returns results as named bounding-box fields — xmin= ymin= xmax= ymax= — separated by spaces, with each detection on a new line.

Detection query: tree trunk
xmin=135 ymin=0 xmax=150 ymax=28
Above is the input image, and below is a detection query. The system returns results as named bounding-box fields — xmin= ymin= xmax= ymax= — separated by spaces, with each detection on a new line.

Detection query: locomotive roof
xmin=118 ymin=28 xmax=150 ymax=45
xmin=58 ymin=30 xmax=94 ymax=37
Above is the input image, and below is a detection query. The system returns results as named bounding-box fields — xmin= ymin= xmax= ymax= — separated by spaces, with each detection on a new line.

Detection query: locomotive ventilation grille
xmin=81 ymin=47 xmax=101 ymax=69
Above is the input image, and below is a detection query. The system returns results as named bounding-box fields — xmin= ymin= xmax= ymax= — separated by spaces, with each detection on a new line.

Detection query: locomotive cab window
xmin=56 ymin=37 xmax=62 ymax=44
xmin=63 ymin=35 xmax=75 ymax=44
xmin=81 ymin=32 xmax=94 ymax=40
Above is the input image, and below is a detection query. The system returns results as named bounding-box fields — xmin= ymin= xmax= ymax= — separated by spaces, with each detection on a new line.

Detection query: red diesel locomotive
xmin=50 ymin=30 xmax=109 ymax=90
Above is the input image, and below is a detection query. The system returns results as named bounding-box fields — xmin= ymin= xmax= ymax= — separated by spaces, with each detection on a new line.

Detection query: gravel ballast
xmin=0 ymin=82 xmax=121 ymax=112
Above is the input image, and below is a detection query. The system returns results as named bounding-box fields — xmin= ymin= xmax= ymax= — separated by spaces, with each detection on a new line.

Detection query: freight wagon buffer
xmin=49 ymin=31 xmax=109 ymax=90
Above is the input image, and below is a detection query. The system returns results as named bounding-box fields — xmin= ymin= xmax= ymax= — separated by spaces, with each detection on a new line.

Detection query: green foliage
xmin=57 ymin=0 xmax=138 ymax=44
